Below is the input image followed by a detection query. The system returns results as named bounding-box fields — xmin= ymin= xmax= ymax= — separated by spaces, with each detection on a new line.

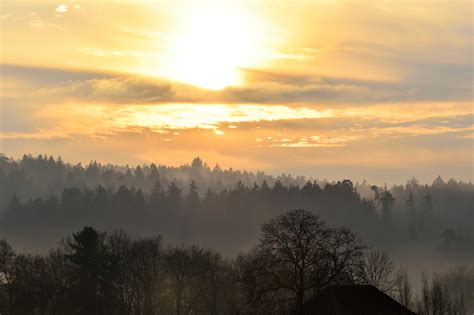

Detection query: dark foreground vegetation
xmin=1 ymin=210 xmax=471 ymax=315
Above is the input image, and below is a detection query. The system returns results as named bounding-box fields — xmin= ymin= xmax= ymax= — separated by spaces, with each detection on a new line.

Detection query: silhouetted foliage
xmin=0 ymin=154 xmax=473 ymax=314
xmin=1 ymin=215 xmax=471 ymax=314
xmin=416 ymin=273 xmax=466 ymax=315
xmin=0 ymin=210 xmax=474 ymax=315
xmin=0 ymin=154 xmax=309 ymax=214
xmin=357 ymin=250 xmax=396 ymax=294
xmin=1 ymin=164 xmax=382 ymax=255
xmin=1 ymin=154 xmax=473 ymax=262
xmin=237 ymin=209 xmax=366 ymax=314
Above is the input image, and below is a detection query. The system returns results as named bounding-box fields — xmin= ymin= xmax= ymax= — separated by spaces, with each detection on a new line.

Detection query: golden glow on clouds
xmin=2 ymin=102 xmax=471 ymax=141
xmin=0 ymin=0 xmax=472 ymax=182
xmin=2 ymin=103 xmax=326 ymax=139
xmin=266 ymin=135 xmax=359 ymax=148
xmin=114 ymin=104 xmax=326 ymax=130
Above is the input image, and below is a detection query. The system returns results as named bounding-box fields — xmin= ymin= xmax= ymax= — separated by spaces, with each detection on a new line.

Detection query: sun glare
xmin=159 ymin=3 xmax=268 ymax=90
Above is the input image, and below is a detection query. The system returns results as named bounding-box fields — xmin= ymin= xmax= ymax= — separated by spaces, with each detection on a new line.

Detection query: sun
xmin=159 ymin=2 xmax=268 ymax=90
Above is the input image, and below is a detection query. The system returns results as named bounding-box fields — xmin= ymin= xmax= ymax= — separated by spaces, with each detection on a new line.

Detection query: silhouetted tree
xmin=395 ymin=268 xmax=413 ymax=310
xmin=66 ymin=226 xmax=116 ymax=315
xmin=166 ymin=182 xmax=182 ymax=211
xmin=150 ymin=181 xmax=165 ymax=206
xmin=0 ymin=239 xmax=15 ymax=315
xmin=357 ymin=250 xmax=396 ymax=294
xmin=164 ymin=245 xmax=209 ymax=315
xmin=107 ymin=230 xmax=133 ymax=315
xmin=406 ymin=192 xmax=419 ymax=240
xmin=134 ymin=165 xmax=145 ymax=189
xmin=186 ymin=180 xmax=200 ymax=210
xmin=416 ymin=274 xmax=466 ymax=315
xmin=238 ymin=209 xmax=366 ymax=314
xmin=372 ymin=185 xmax=395 ymax=227
xmin=129 ymin=236 xmax=163 ymax=315
xmin=422 ymin=193 xmax=433 ymax=217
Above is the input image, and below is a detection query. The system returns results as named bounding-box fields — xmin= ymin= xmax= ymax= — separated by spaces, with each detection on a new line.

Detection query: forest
xmin=0 ymin=210 xmax=471 ymax=314
xmin=0 ymin=154 xmax=473 ymax=314
xmin=0 ymin=154 xmax=472 ymax=257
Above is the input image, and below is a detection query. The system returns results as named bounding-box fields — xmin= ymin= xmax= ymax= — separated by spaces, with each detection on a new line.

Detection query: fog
xmin=0 ymin=153 xmax=473 ymax=314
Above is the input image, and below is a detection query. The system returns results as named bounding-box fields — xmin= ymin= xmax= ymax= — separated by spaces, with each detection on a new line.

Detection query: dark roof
xmin=303 ymin=285 xmax=416 ymax=315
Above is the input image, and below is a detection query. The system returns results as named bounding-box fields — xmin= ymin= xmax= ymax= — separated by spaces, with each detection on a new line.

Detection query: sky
xmin=0 ymin=0 xmax=473 ymax=184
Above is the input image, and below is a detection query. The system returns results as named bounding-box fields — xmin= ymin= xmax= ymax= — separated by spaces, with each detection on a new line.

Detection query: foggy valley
xmin=0 ymin=154 xmax=472 ymax=314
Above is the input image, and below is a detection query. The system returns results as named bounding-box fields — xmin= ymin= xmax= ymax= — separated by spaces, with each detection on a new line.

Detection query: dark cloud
xmin=35 ymin=76 xmax=175 ymax=104
xmin=1 ymin=63 xmax=472 ymax=106
xmin=1 ymin=64 xmax=175 ymax=104
xmin=225 ymin=65 xmax=473 ymax=104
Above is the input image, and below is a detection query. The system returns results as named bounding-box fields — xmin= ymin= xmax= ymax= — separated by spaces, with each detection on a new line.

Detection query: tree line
xmin=1 ymin=210 xmax=470 ymax=315
xmin=2 ymin=175 xmax=472 ymax=259
xmin=1 ymin=178 xmax=380 ymax=254
xmin=3 ymin=155 xmax=472 ymax=239
xmin=0 ymin=154 xmax=308 ymax=213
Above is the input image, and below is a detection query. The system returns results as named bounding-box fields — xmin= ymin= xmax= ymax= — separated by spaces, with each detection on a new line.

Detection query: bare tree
xmin=439 ymin=266 xmax=473 ymax=313
xmin=43 ymin=249 xmax=73 ymax=315
xmin=129 ymin=236 xmax=163 ymax=315
xmin=394 ymin=268 xmax=413 ymax=310
xmin=0 ymin=239 xmax=15 ymax=315
xmin=358 ymin=250 xmax=396 ymax=294
xmin=238 ymin=209 xmax=366 ymax=314
xmin=200 ymin=252 xmax=231 ymax=315
xmin=164 ymin=245 xmax=209 ymax=315
xmin=416 ymin=273 xmax=466 ymax=315
xmin=107 ymin=230 xmax=133 ymax=315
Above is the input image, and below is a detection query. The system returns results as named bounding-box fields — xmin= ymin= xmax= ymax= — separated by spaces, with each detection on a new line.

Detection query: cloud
xmin=218 ymin=80 xmax=384 ymax=104
xmin=35 ymin=76 xmax=174 ymax=104
xmin=55 ymin=4 xmax=68 ymax=13
xmin=2 ymin=64 xmax=471 ymax=108
xmin=267 ymin=135 xmax=359 ymax=148
xmin=29 ymin=17 xmax=45 ymax=29
xmin=0 ymin=0 xmax=472 ymax=185
xmin=1 ymin=64 xmax=175 ymax=104
xmin=1 ymin=64 xmax=472 ymax=150
xmin=111 ymin=104 xmax=327 ymax=131
xmin=221 ymin=67 xmax=472 ymax=104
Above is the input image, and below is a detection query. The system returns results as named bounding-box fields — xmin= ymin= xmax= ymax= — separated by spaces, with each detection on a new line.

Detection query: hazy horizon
xmin=2 ymin=152 xmax=471 ymax=186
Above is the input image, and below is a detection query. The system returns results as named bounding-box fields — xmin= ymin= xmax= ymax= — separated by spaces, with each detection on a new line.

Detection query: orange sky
xmin=0 ymin=0 xmax=473 ymax=184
